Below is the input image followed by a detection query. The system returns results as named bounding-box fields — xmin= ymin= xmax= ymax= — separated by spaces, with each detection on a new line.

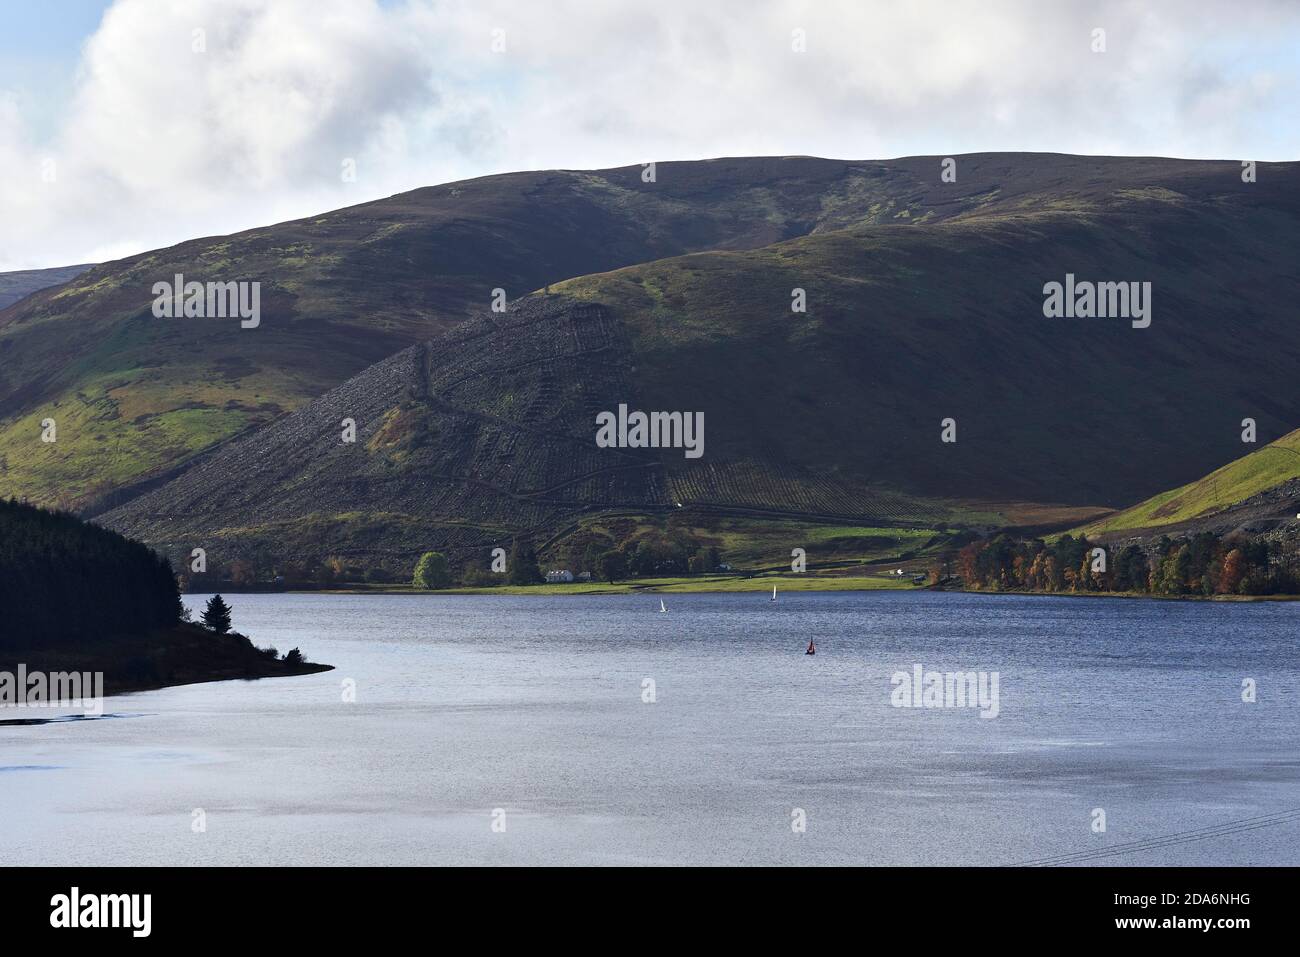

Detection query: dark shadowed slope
xmin=556 ymin=172 xmax=1300 ymax=509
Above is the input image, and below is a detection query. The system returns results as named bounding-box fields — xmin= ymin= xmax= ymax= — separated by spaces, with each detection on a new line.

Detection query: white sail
xmin=659 ymin=599 xmax=667 ymax=613
xmin=772 ymin=584 xmax=777 ymax=601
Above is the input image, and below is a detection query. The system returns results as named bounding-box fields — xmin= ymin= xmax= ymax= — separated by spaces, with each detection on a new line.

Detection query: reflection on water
xmin=0 ymin=713 xmax=142 ymax=728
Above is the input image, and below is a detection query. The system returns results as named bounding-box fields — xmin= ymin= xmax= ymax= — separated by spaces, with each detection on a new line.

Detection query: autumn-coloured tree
xmin=1218 ymin=548 xmax=1246 ymax=594
xmin=1042 ymin=554 xmax=1060 ymax=591
xmin=956 ymin=541 xmax=982 ymax=586
xmin=881 ymin=528 xmax=1291 ymax=598
xmin=1077 ymin=555 xmax=1093 ymax=592
xmin=1011 ymin=553 xmax=1027 ymax=588
xmin=230 ymin=558 xmax=257 ymax=585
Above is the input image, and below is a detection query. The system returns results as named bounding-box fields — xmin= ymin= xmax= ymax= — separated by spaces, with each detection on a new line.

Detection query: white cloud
xmin=1 ymin=0 xmax=1297 ymax=270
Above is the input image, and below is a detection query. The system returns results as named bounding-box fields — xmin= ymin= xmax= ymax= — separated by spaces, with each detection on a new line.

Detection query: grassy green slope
xmin=1081 ymin=428 xmax=1300 ymax=535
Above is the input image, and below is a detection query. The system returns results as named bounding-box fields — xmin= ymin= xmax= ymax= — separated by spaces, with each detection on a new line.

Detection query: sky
xmin=1 ymin=0 xmax=1298 ymax=271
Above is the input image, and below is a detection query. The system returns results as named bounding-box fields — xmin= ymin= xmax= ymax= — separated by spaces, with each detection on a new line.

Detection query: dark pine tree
xmin=201 ymin=594 xmax=233 ymax=634
xmin=507 ymin=537 xmax=543 ymax=585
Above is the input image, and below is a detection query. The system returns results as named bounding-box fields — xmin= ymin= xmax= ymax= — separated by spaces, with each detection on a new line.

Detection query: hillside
xmin=2 ymin=154 xmax=1044 ymax=514
xmin=1081 ymin=427 xmax=1300 ymax=539
xmin=102 ymin=148 xmax=1300 ymax=577
xmin=8 ymin=153 xmax=1293 ymax=517
xmin=0 ymin=264 xmax=94 ymax=310
xmin=553 ymin=200 xmax=1300 ymax=508
xmin=102 ymin=293 xmax=1001 ymax=576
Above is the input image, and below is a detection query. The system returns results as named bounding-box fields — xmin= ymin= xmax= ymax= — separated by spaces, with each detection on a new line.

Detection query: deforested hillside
xmin=101 ymin=294 xmax=956 ymax=574
xmin=100 ymin=296 xmax=662 ymax=571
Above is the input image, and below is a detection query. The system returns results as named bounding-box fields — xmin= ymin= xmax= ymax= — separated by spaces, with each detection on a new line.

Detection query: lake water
xmin=2 ymin=591 xmax=1297 ymax=866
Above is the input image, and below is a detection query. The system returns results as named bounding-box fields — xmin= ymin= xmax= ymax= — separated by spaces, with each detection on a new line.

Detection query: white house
xmin=546 ymin=569 xmax=574 ymax=583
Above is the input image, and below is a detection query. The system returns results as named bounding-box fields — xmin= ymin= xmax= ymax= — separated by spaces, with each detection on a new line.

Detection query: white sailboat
xmin=659 ymin=598 xmax=667 ymax=613
xmin=771 ymin=584 xmax=777 ymax=602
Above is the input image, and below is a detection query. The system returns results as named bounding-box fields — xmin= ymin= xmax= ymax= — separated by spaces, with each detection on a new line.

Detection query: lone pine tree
xmin=201 ymin=594 xmax=233 ymax=634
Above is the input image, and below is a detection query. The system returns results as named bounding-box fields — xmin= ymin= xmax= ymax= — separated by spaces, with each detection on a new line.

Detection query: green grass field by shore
xmin=1079 ymin=427 xmax=1300 ymax=536
xmin=308 ymin=572 xmax=921 ymax=597
xmin=300 ymin=577 xmax=1299 ymax=600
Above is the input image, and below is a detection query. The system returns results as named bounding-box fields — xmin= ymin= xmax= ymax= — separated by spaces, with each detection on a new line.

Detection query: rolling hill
xmin=552 ymin=195 xmax=1300 ymax=509
xmin=99 ymin=293 xmax=1006 ymax=575
xmin=9 ymin=153 xmax=1294 ymax=518
xmin=2 ymin=153 xmax=1045 ymax=514
xmin=100 ymin=152 xmax=1300 ymax=575
xmin=1081 ymin=427 xmax=1300 ymax=540
xmin=0 ymin=264 xmax=94 ymax=310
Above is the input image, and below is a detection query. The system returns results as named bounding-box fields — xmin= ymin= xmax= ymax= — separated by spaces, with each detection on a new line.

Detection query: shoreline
xmin=2 ymin=622 xmax=335 ymax=715
xmin=99 ymin=661 xmax=335 ymax=699
xmin=200 ymin=576 xmax=1300 ymax=602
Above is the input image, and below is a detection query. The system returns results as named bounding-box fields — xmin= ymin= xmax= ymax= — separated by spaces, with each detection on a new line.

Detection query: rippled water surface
xmin=2 ymin=591 xmax=1297 ymax=865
